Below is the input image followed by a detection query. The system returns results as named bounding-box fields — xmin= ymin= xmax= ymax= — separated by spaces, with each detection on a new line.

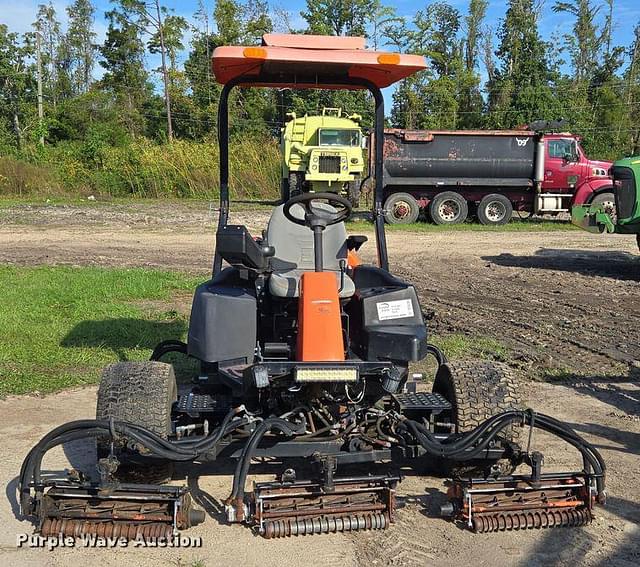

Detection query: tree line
xmin=1 ymin=0 xmax=639 ymax=179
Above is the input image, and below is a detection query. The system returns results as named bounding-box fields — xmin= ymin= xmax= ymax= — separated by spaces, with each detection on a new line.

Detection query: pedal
xmin=248 ymin=475 xmax=399 ymax=538
xmin=444 ymin=473 xmax=595 ymax=533
xmin=36 ymin=483 xmax=205 ymax=540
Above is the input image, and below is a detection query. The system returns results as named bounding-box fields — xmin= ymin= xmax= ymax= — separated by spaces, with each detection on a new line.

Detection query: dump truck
xmin=379 ymin=126 xmax=614 ymax=225
xmin=281 ymin=108 xmax=365 ymax=205
xmin=572 ymin=155 xmax=640 ymax=250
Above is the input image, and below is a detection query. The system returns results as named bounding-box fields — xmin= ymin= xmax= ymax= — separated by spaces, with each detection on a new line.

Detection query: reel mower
xmin=18 ymin=34 xmax=606 ymax=541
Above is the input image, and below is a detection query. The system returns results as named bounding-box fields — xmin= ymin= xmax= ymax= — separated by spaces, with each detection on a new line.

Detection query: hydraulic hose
xmin=230 ymin=418 xmax=303 ymax=501
xmin=19 ymin=409 xmax=250 ymax=514
xmin=400 ymin=410 xmax=606 ymax=497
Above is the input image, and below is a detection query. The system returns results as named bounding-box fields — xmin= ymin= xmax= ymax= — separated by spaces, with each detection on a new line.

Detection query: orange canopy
xmin=211 ymin=34 xmax=427 ymax=89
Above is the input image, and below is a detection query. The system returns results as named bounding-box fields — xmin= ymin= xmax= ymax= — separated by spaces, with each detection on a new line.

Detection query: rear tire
xmin=429 ymin=191 xmax=468 ymax=225
xmin=383 ymin=192 xmax=420 ymax=224
xmin=432 ymin=360 xmax=522 ymax=477
xmin=96 ymin=361 xmax=177 ymax=484
xmin=477 ymin=194 xmax=513 ymax=226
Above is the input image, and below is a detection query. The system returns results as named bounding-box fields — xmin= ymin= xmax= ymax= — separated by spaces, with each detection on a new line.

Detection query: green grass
xmin=0 ymin=265 xmax=511 ymax=397
xmin=348 ymin=218 xmax=579 ymax=233
xmin=0 ymin=266 xmax=200 ymax=396
xmin=411 ymin=333 xmax=510 ymax=378
xmin=431 ymin=333 xmax=509 ymax=361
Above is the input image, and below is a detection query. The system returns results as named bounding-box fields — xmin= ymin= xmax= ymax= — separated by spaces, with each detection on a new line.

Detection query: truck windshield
xmin=548 ymin=139 xmax=578 ymax=160
xmin=318 ymin=129 xmax=361 ymax=146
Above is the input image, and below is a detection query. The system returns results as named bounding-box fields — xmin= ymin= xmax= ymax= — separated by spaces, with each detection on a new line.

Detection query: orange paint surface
xmin=296 ymin=272 xmax=345 ymax=361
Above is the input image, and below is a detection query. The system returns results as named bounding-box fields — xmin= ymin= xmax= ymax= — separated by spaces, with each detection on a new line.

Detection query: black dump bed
xmin=382 ymin=129 xmax=537 ymax=188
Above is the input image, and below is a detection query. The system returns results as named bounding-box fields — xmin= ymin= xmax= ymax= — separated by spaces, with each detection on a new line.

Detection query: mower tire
xmin=431 ymin=360 xmax=522 ymax=477
xmin=96 ymin=361 xmax=177 ymax=484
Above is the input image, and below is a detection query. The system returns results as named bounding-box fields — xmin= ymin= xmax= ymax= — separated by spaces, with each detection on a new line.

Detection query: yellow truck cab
xmin=281 ymin=108 xmax=365 ymax=205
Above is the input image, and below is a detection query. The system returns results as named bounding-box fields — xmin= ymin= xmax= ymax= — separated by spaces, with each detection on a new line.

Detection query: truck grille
xmin=319 ymin=155 xmax=341 ymax=174
xmin=613 ymin=165 xmax=636 ymax=220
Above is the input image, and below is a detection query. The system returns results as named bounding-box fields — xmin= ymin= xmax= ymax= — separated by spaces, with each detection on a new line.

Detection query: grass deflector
xmin=19 ymin=34 xmax=606 ymax=541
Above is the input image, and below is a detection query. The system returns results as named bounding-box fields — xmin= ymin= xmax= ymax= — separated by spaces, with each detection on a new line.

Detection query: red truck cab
xmin=543 ymin=134 xmax=611 ymax=193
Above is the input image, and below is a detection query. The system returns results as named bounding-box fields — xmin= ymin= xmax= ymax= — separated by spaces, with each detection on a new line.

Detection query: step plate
xmin=395 ymin=392 xmax=451 ymax=411
xmin=176 ymin=393 xmax=231 ymax=416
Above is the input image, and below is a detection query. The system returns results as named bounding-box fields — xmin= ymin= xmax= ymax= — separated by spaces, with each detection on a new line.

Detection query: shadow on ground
xmin=61 ymin=318 xmax=188 ymax=361
xmin=484 ymin=248 xmax=640 ymax=281
xmin=544 ymin=368 xmax=640 ymax=419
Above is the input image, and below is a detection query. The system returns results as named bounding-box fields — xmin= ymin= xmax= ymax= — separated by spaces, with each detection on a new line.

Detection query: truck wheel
xmin=432 ymin=360 xmax=522 ymax=477
xmin=289 ymin=172 xmax=304 ymax=197
xmin=429 ymin=192 xmax=468 ymax=225
xmin=591 ymin=191 xmax=617 ymax=224
xmin=280 ymin=177 xmax=290 ymax=203
xmin=477 ymin=194 xmax=513 ymax=225
xmin=383 ymin=193 xmax=420 ymax=224
xmin=97 ymin=361 xmax=177 ymax=484
xmin=347 ymin=181 xmax=361 ymax=208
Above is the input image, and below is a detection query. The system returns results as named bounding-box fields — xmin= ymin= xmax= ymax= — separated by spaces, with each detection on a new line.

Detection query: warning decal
xmin=376 ymin=299 xmax=415 ymax=321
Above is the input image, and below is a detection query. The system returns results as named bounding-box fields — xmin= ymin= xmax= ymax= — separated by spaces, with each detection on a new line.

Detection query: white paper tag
xmin=376 ymin=299 xmax=414 ymax=321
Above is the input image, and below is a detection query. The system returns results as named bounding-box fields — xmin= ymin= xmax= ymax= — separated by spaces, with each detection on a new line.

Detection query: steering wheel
xmin=283 ymin=192 xmax=352 ymax=229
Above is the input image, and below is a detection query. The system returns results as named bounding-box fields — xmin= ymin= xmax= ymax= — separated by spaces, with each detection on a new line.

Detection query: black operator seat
xmin=266 ymin=203 xmax=356 ymax=299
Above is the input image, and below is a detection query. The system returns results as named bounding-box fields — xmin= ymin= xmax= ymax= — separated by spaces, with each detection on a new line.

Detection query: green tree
xmin=99 ymin=8 xmax=152 ymax=137
xmin=66 ymin=0 xmax=97 ymax=94
xmin=0 ymin=25 xmax=35 ymax=149
xmin=34 ymin=2 xmax=71 ymax=107
xmin=552 ymin=0 xmax=603 ymax=82
xmin=488 ymin=0 xmax=559 ymax=128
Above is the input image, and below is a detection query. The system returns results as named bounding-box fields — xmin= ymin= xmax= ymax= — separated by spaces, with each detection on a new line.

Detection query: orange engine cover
xmin=296 ymin=272 xmax=345 ymax=361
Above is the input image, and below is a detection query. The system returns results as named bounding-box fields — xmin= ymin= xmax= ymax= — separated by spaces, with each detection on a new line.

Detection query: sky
xmin=2 ymin=0 xmax=640 ymax=108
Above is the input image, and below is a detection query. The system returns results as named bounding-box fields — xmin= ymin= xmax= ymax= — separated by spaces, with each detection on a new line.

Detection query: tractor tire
xmin=384 ymin=192 xmax=420 ymax=224
xmin=432 ymin=360 xmax=522 ymax=477
xmin=591 ymin=191 xmax=617 ymax=224
xmin=96 ymin=361 xmax=177 ymax=484
xmin=477 ymin=194 xmax=513 ymax=226
xmin=429 ymin=191 xmax=468 ymax=225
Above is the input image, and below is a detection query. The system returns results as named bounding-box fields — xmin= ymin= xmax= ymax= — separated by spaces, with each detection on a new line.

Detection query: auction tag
xmin=376 ymin=299 xmax=414 ymax=321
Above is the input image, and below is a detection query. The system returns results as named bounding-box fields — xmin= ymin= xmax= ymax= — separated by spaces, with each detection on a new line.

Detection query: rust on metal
xmin=446 ymin=474 xmax=594 ymax=534
xmin=250 ymin=476 xmax=397 ymax=538
xmin=41 ymin=518 xmax=174 ymax=539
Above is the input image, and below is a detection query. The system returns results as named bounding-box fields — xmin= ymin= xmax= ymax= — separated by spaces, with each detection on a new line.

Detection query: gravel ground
xmin=0 ymin=201 xmax=638 ymax=566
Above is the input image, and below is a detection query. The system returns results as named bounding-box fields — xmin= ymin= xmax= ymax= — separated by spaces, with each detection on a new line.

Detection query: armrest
xmin=216 ymin=225 xmax=274 ymax=271
xmin=346 ymin=235 xmax=368 ymax=251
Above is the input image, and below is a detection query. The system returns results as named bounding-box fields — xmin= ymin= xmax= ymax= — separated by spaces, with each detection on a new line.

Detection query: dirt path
xmin=1 ymin=202 xmax=639 ymax=566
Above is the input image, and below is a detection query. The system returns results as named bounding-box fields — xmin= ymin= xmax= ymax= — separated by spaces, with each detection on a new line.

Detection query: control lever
xmin=338 ymin=258 xmax=347 ymax=292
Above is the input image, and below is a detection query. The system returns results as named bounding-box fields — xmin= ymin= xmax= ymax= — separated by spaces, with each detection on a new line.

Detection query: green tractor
xmin=280 ymin=107 xmax=365 ymax=206
xmin=572 ymin=155 xmax=640 ymax=250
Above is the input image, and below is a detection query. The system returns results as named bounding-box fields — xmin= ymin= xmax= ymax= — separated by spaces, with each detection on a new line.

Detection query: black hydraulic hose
xmin=401 ymin=410 xmax=606 ymax=496
xmin=426 ymin=344 xmax=448 ymax=366
xmin=230 ymin=418 xmax=302 ymax=501
xmin=19 ymin=410 xmax=250 ymax=514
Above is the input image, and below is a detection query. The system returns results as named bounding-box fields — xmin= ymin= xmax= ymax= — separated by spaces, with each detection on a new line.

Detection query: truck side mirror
xmin=563 ymin=153 xmax=576 ymax=163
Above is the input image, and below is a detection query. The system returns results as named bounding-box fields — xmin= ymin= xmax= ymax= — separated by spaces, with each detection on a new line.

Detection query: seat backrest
xmin=266 ymin=203 xmax=348 ymax=272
